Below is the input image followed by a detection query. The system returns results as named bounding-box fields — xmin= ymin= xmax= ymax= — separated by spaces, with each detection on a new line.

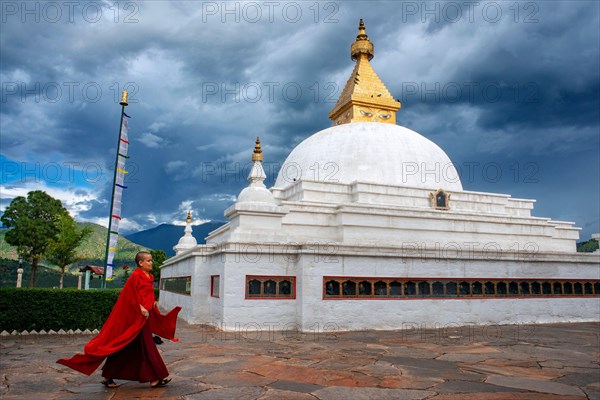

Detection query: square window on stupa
xmin=343 ymin=281 xmax=357 ymax=296
xmin=446 ymin=282 xmax=458 ymax=296
xmin=374 ymin=281 xmax=387 ymax=296
xmin=497 ymin=282 xmax=507 ymax=295
xmin=246 ymin=276 xmax=296 ymax=299
xmin=359 ymin=281 xmax=372 ymax=296
xmin=389 ymin=281 xmax=402 ymax=296
xmin=325 ymin=280 xmax=340 ymax=296
xmin=553 ymin=282 xmax=563 ymax=295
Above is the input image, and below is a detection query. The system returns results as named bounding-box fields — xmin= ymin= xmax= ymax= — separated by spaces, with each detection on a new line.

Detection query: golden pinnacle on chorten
xmin=351 ymin=18 xmax=374 ymax=61
xmin=186 ymin=210 xmax=192 ymax=223
xmin=252 ymin=137 xmax=263 ymax=162
xmin=328 ymin=19 xmax=401 ymax=126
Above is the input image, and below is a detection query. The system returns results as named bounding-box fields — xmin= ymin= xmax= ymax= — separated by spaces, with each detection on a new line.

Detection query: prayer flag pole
xmin=102 ymin=90 xmax=130 ymax=289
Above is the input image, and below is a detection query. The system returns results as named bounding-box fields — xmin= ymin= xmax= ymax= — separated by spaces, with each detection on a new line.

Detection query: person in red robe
xmin=57 ymin=251 xmax=182 ymax=388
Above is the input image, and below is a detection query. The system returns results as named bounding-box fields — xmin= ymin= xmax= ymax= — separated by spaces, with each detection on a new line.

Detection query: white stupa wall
xmin=161 ymin=241 xmax=599 ymax=332
xmin=297 ymin=253 xmax=600 ymax=331
xmin=301 ymin=297 xmax=600 ymax=331
xmin=159 ymin=252 xmax=197 ymax=323
xmin=220 ymin=252 xmax=299 ymax=330
xmin=204 ymin=253 xmax=225 ymax=327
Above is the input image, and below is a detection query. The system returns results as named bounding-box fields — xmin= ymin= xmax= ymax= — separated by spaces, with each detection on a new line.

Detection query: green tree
xmin=0 ymin=191 xmax=68 ymax=287
xmin=150 ymin=249 xmax=166 ymax=281
xmin=577 ymin=239 xmax=599 ymax=253
xmin=45 ymin=215 xmax=92 ymax=289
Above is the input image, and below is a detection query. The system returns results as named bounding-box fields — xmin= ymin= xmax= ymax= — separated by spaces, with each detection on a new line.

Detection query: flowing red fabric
xmin=57 ymin=268 xmax=181 ymax=375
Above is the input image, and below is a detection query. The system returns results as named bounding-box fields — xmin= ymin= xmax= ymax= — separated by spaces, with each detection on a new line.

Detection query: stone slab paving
xmin=485 ymin=376 xmax=585 ymax=397
xmin=0 ymin=321 xmax=598 ymax=399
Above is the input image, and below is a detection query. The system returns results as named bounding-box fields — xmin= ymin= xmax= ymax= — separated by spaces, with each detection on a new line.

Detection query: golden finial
xmin=252 ymin=136 xmax=263 ymax=162
xmin=120 ymin=89 xmax=128 ymax=106
xmin=357 ymin=18 xmax=368 ymax=40
xmin=351 ymin=18 xmax=374 ymax=61
xmin=186 ymin=210 xmax=192 ymax=223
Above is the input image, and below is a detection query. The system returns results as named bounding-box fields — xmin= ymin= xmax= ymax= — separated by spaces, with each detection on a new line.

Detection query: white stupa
xmin=160 ymin=20 xmax=599 ymax=332
xmin=173 ymin=211 xmax=197 ymax=255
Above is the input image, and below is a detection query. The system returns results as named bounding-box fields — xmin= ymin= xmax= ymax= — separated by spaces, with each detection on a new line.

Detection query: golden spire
xmin=252 ymin=136 xmax=263 ymax=162
xmin=329 ymin=19 xmax=401 ymax=126
xmin=186 ymin=210 xmax=192 ymax=223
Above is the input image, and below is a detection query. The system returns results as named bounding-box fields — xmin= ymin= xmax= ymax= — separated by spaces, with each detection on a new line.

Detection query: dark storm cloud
xmin=380 ymin=1 xmax=599 ymax=158
xmin=1 ymin=1 xmax=598 ymax=237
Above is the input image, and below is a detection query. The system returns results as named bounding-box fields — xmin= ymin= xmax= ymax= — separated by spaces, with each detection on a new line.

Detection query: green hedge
xmin=0 ymin=288 xmax=160 ymax=332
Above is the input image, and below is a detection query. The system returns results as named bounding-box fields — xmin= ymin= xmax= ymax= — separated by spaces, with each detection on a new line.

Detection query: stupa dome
xmin=274 ymin=122 xmax=463 ymax=191
xmin=237 ymin=186 xmax=277 ymax=204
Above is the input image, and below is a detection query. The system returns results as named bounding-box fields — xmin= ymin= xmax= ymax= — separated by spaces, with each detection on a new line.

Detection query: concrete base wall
xmin=160 ymin=245 xmax=600 ymax=332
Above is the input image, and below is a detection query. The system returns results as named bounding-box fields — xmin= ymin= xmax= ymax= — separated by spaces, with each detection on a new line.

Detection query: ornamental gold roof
xmin=329 ymin=19 xmax=401 ymax=126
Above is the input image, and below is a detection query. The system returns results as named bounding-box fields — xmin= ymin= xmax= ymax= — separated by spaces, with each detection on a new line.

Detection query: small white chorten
xmin=235 ymin=137 xmax=277 ymax=205
xmin=173 ymin=211 xmax=197 ymax=255
xmin=219 ymin=137 xmax=288 ymax=243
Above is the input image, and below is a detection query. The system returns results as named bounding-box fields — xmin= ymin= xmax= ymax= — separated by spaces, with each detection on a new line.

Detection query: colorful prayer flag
xmin=105 ymin=114 xmax=130 ymax=279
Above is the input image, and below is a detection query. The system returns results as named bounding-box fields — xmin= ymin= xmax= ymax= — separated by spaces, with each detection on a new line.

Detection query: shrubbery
xmin=0 ymin=288 xmax=160 ymax=331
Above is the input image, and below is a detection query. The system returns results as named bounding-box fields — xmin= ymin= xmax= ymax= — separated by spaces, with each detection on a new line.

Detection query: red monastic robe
xmin=57 ymin=268 xmax=181 ymax=375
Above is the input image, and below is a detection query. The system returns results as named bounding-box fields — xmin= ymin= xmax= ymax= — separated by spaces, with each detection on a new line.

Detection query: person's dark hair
xmin=135 ymin=251 xmax=151 ymax=267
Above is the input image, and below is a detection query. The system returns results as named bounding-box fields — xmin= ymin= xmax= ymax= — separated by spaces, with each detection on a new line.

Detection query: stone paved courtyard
xmin=1 ymin=321 xmax=598 ymax=399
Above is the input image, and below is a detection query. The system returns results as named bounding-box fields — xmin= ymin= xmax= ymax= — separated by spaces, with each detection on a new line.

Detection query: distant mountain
xmin=124 ymin=222 xmax=226 ymax=257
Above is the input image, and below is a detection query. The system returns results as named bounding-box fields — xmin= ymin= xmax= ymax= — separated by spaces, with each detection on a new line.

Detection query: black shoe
xmin=102 ymin=379 xmax=119 ymax=388
xmin=151 ymin=378 xmax=171 ymax=388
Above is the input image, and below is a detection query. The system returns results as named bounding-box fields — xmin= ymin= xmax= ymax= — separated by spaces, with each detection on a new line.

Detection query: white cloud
xmin=171 ymin=218 xmax=211 ymax=226
xmin=148 ymin=122 xmax=166 ymax=133
xmin=138 ymin=132 xmax=165 ymax=148
xmin=0 ymin=68 xmax=31 ymax=84
xmin=165 ymin=160 xmax=188 ymax=173
xmin=119 ymin=217 xmax=145 ymax=233
xmin=169 ymin=200 xmax=210 ymax=225
xmin=200 ymin=193 xmax=237 ymax=202
xmin=0 ymin=182 xmax=101 ymax=221
xmin=196 ymin=143 xmax=218 ymax=151
xmin=177 ymin=200 xmax=194 ymax=214
xmin=81 ymin=216 xmax=109 ymax=228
